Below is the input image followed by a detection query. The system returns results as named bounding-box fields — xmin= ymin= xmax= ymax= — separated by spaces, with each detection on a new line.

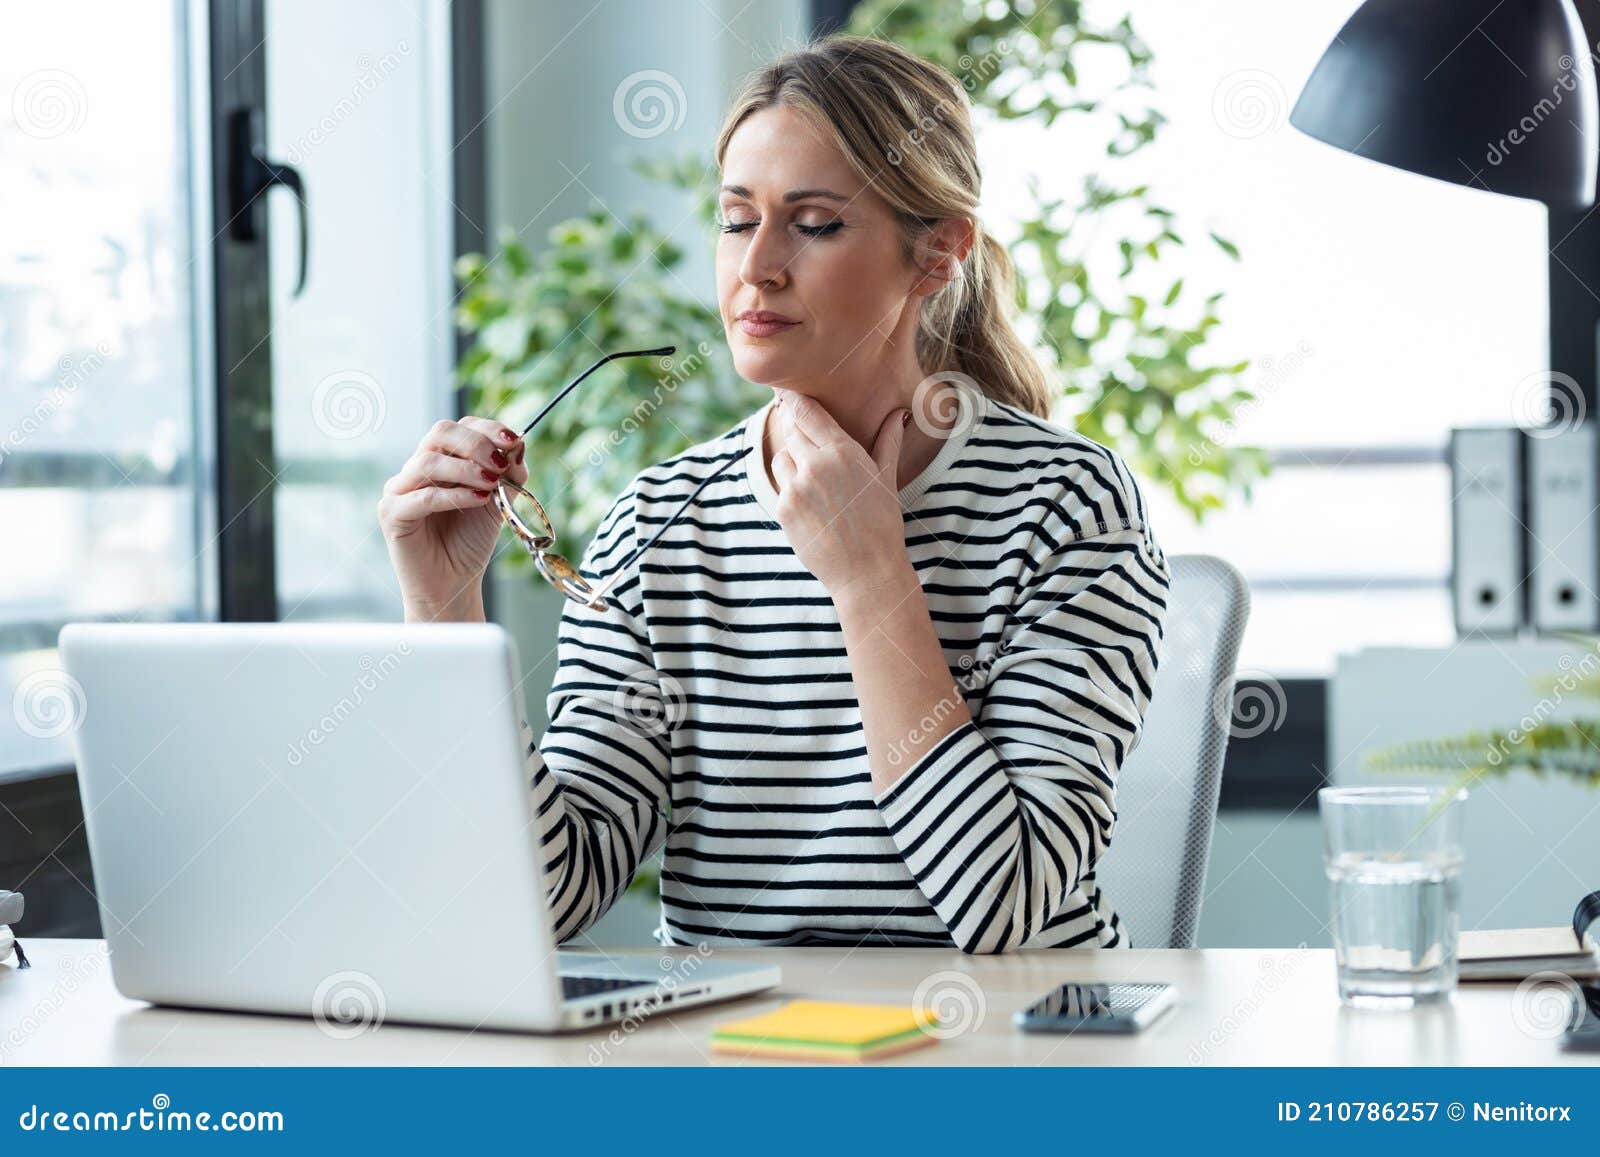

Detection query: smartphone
xmin=1013 ymin=982 xmax=1177 ymax=1033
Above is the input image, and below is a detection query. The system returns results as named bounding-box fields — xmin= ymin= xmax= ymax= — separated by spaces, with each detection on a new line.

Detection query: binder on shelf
xmin=1526 ymin=422 xmax=1600 ymax=633
xmin=1449 ymin=426 xmax=1525 ymax=636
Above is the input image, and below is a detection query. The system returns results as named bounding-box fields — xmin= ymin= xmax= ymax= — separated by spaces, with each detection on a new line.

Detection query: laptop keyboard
xmin=561 ymin=974 xmax=651 ymax=1000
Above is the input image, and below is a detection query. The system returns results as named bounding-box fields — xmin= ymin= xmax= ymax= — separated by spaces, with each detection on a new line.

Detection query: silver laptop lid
xmin=58 ymin=621 xmax=568 ymax=1031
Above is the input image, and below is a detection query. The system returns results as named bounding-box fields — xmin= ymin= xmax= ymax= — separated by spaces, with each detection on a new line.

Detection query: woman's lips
xmin=737 ymin=312 xmax=800 ymax=338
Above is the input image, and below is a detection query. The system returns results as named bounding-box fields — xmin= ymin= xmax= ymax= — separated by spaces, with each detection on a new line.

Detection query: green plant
xmin=1365 ymin=639 xmax=1600 ymax=794
xmin=626 ymin=861 xmax=661 ymax=898
xmin=454 ymin=1 xmax=1266 ymax=562
xmin=846 ymin=0 xmax=1266 ymax=517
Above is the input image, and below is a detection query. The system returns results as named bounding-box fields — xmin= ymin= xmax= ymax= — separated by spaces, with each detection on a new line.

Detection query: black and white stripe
xmin=520 ymin=377 xmax=1170 ymax=953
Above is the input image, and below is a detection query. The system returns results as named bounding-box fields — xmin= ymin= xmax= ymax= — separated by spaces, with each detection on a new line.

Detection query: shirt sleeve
xmin=871 ymin=519 xmax=1171 ymax=954
xmin=516 ymin=484 xmax=672 ymax=943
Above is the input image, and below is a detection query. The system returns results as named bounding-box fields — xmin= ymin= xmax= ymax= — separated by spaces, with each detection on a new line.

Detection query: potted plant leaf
xmin=1365 ymin=638 xmax=1600 ymax=794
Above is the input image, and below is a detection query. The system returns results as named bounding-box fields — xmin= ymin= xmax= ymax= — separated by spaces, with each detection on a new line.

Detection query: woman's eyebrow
xmin=719 ymin=184 xmax=849 ymax=203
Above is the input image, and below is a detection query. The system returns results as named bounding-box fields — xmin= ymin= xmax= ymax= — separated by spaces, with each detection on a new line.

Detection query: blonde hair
xmin=715 ymin=35 xmax=1052 ymax=418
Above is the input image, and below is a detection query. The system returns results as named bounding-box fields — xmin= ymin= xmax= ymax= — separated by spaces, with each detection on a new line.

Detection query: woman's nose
xmin=739 ymin=224 xmax=790 ymax=289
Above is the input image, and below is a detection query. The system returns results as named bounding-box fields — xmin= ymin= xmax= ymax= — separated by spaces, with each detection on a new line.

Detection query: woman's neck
xmin=761 ymin=360 xmax=958 ymax=493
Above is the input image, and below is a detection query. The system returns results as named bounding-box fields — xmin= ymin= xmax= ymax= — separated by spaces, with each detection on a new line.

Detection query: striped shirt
xmin=517 ymin=375 xmax=1171 ymax=953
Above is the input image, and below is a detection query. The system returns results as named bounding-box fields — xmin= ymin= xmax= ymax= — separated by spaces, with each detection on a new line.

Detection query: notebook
xmin=709 ymin=1000 xmax=940 ymax=1062
xmin=1459 ymin=889 xmax=1600 ymax=981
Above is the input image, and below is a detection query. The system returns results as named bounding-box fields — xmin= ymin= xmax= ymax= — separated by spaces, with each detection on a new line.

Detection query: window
xmin=0 ymin=0 xmax=456 ymax=782
xmin=0 ymin=2 xmax=209 ymax=778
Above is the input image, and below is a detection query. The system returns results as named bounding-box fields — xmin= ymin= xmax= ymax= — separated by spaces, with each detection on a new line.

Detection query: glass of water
xmin=1319 ymin=785 xmax=1466 ymax=1008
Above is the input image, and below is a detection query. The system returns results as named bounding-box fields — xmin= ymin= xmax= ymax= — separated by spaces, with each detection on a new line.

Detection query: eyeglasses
xmin=493 ymin=346 xmax=751 ymax=611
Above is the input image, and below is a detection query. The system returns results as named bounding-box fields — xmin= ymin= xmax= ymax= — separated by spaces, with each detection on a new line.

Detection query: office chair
xmin=1094 ymin=554 xmax=1250 ymax=949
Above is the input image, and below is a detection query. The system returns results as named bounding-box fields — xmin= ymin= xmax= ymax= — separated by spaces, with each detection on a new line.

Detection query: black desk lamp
xmin=1290 ymin=0 xmax=1598 ymax=208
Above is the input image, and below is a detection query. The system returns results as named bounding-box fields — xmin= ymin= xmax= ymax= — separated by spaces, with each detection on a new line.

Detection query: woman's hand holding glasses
xmin=378 ymin=416 xmax=528 ymax=623
xmin=380 ymin=346 xmax=750 ymax=620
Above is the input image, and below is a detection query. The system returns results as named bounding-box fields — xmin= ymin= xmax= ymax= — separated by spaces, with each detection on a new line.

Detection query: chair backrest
xmin=1094 ymin=554 xmax=1249 ymax=949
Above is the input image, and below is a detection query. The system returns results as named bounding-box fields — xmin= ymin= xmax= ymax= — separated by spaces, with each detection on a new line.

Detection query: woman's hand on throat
xmin=768 ymin=391 xmax=916 ymax=606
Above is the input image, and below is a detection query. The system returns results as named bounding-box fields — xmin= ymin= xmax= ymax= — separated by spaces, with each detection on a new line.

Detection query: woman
xmin=378 ymin=36 xmax=1170 ymax=953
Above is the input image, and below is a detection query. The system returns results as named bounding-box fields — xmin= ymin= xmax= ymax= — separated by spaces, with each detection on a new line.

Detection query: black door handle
xmin=226 ymin=107 xmax=309 ymax=297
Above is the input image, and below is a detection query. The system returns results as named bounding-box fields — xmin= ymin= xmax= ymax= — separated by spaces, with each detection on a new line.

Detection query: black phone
xmin=1013 ymin=982 xmax=1177 ymax=1033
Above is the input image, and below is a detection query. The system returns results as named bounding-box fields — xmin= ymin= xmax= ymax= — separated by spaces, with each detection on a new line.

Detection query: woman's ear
xmin=910 ymin=218 xmax=976 ymax=299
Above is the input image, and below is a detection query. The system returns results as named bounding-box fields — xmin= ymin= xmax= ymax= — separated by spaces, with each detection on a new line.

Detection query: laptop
xmin=57 ymin=621 xmax=779 ymax=1033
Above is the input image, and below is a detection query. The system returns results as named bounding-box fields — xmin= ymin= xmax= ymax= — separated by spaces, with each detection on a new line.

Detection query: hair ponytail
xmin=928 ymin=230 xmax=1051 ymax=417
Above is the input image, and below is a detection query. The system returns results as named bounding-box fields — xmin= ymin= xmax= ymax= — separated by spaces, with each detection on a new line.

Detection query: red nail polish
xmin=498 ymin=429 xmax=517 ymax=443
xmin=480 ymin=467 xmax=497 ymax=483
xmin=473 ymin=488 xmax=490 ymax=498
xmin=490 ymin=448 xmax=508 ymax=468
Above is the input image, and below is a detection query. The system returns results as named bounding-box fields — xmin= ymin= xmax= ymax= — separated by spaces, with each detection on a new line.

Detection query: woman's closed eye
xmin=717 ymin=217 xmax=845 ymax=238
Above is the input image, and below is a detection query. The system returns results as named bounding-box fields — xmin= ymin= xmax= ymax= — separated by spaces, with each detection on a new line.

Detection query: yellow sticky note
xmin=710 ymin=1000 xmax=939 ymax=1061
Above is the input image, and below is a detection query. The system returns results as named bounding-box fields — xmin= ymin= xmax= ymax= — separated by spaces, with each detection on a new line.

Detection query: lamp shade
xmin=1290 ymin=0 xmax=1599 ymax=207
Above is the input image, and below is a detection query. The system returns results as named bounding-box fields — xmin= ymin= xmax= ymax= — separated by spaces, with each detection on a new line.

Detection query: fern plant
xmin=1365 ymin=637 xmax=1600 ymax=793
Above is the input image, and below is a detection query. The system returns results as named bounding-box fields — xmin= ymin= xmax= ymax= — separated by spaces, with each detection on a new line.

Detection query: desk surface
xmin=2 ymin=939 xmax=1593 ymax=1066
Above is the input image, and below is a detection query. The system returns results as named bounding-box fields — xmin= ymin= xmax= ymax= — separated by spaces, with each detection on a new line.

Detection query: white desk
xmin=3 ymin=940 xmax=1595 ymax=1066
